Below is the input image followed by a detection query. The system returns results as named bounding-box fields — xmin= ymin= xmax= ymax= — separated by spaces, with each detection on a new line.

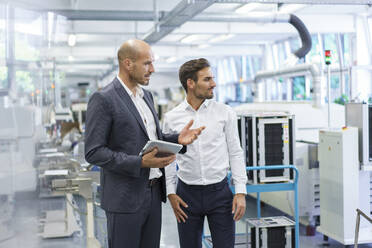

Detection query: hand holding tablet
xmin=140 ymin=140 xmax=183 ymax=158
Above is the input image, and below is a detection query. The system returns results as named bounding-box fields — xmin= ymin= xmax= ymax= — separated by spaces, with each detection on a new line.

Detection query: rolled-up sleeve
xmin=225 ymin=107 xmax=247 ymax=194
xmin=163 ymin=114 xmax=178 ymax=195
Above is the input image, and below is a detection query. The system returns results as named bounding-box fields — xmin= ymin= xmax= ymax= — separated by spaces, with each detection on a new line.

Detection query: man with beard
xmin=163 ymin=58 xmax=248 ymax=248
xmin=85 ymin=40 xmax=204 ymax=248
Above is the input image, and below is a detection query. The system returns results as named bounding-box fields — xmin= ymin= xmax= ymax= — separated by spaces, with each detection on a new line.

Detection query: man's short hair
xmin=179 ymin=58 xmax=210 ymax=92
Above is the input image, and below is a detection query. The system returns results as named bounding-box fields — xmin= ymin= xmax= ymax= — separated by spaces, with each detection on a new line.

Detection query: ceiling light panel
xmin=235 ymin=3 xmax=262 ymax=14
xmin=160 ymin=34 xmax=186 ymax=42
xmin=279 ymin=4 xmax=307 ymax=14
xmin=68 ymin=34 xmax=77 ymax=46
xmin=165 ymin=56 xmax=178 ymax=63
xmin=204 ymin=3 xmax=242 ymax=12
xmin=180 ymin=34 xmax=212 ymax=44
xmin=198 ymin=44 xmax=210 ymax=49
xmin=210 ymin=34 xmax=235 ymax=43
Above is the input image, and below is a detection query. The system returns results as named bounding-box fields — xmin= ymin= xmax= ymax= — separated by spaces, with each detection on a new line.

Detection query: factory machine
xmin=71 ymin=103 xmax=87 ymax=130
xmin=236 ymin=107 xmax=323 ymax=230
xmin=0 ymin=105 xmax=43 ymax=241
xmin=50 ymin=171 xmax=102 ymax=248
xmin=35 ymin=141 xmax=105 ymax=247
xmin=345 ymin=103 xmax=372 ymax=171
xmin=0 ymin=107 xmax=16 ymax=242
xmin=345 ymin=103 xmax=372 ymax=218
xmin=237 ymin=112 xmax=295 ymax=184
xmin=316 ymin=103 xmax=372 ymax=245
xmin=317 ymin=127 xmax=372 ymax=245
xmin=246 ymin=216 xmax=295 ymax=248
xmin=34 ymin=150 xmax=80 ymax=198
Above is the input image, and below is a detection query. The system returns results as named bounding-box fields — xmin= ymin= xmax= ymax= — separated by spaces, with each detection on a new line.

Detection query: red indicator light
xmin=325 ymin=50 xmax=331 ymax=65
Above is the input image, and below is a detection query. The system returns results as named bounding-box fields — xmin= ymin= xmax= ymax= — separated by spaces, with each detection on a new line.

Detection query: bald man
xmin=85 ymin=40 xmax=204 ymax=248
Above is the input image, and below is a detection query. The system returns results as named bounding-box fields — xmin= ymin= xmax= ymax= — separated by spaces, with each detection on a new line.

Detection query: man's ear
xmin=122 ymin=58 xmax=132 ymax=70
xmin=187 ymin=78 xmax=195 ymax=91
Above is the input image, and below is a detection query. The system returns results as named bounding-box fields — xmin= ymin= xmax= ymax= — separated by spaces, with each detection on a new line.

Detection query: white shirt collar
xmin=182 ymin=98 xmax=212 ymax=111
xmin=117 ymin=75 xmax=144 ymax=98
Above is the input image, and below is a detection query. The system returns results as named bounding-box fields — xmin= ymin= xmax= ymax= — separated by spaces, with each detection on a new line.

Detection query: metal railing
xmin=354 ymin=208 xmax=372 ymax=248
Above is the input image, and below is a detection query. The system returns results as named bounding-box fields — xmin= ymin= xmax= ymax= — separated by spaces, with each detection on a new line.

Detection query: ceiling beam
xmin=143 ymin=0 xmax=216 ymax=44
xmin=64 ymin=73 xmax=99 ymax=78
xmin=47 ymin=9 xmax=161 ymax=21
xmin=97 ymin=0 xmax=216 ymax=79
xmin=216 ymin=0 xmax=372 ymax=4
xmin=55 ymin=60 xmax=114 ymax=65
xmin=0 ymin=0 xmax=69 ymax=10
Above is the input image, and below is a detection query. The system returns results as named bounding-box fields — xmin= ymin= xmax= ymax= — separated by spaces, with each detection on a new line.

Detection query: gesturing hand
xmin=232 ymin=194 xmax=246 ymax=221
xmin=168 ymin=194 xmax=188 ymax=223
xmin=178 ymin=120 xmax=205 ymax=145
xmin=141 ymin=148 xmax=176 ymax=168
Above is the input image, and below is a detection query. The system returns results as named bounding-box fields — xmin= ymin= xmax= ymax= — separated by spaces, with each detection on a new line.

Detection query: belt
xmin=148 ymin=178 xmax=160 ymax=187
xmin=178 ymin=177 xmax=228 ymax=190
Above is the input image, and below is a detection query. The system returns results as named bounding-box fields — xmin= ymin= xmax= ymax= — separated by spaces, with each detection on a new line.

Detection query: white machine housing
xmin=345 ymin=102 xmax=372 ymax=170
xmin=317 ymin=127 xmax=372 ymax=245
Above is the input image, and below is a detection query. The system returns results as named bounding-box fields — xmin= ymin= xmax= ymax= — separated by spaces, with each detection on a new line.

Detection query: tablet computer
xmin=139 ymin=140 xmax=183 ymax=157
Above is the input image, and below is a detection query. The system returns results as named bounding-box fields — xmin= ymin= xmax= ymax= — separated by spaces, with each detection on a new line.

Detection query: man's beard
xmin=195 ymin=91 xmax=213 ymax=100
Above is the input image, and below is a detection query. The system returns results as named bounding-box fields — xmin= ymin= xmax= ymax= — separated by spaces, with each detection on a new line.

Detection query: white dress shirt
xmin=163 ymin=99 xmax=247 ymax=195
xmin=117 ymin=76 xmax=162 ymax=180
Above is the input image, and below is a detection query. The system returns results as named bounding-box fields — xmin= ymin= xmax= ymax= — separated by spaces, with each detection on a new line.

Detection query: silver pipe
xmin=193 ymin=13 xmax=290 ymax=23
xmin=254 ymin=63 xmax=322 ymax=107
xmin=153 ymin=0 xmax=159 ymax=32
xmin=336 ymin=33 xmax=345 ymax=95
xmin=215 ymin=0 xmax=372 ymax=4
xmin=327 ymin=65 xmax=331 ymax=128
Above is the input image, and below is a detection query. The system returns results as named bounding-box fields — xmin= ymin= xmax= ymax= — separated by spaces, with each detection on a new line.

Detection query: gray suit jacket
xmin=85 ymin=77 xmax=179 ymax=213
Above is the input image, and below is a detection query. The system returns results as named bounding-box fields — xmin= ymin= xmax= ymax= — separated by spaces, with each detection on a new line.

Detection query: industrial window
xmin=14 ymin=8 xmax=42 ymax=61
xmin=341 ymin=33 xmax=351 ymax=66
xmin=16 ymin=70 xmax=35 ymax=95
xmin=330 ymin=74 xmax=340 ymax=103
xmin=306 ymin=35 xmax=321 ymax=64
xmin=289 ymin=37 xmax=300 ymax=57
xmin=323 ymin=34 xmax=340 ymax=64
xmin=0 ymin=66 xmax=7 ymax=90
xmin=251 ymin=57 xmax=262 ymax=75
xmin=344 ymin=73 xmax=350 ymax=97
xmin=292 ymin=76 xmax=306 ymax=100
xmin=0 ymin=4 xmax=6 ymax=90
xmin=241 ymin=56 xmax=252 ymax=80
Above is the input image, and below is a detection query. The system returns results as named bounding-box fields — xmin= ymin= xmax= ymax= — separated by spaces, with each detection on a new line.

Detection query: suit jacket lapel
xmin=113 ymin=78 xmax=149 ymax=139
xmin=143 ymin=91 xmax=162 ymax=139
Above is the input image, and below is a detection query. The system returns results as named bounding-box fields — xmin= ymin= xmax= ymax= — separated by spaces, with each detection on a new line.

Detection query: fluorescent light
xmin=166 ymin=56 xmax=178 ymax=63
xmin=210 ymin=34 xmax=235 ymax=43
xmin=154 ymin=53 xmax=160 ymax=60
xmin=198 ymin=44 xmax=210 ymax=49
xmin=246 ymin=12 xmax=272 ymax=18
xmin=15 ymin=16 xmax=43 ymax=36
xmin=235 ymin=3 xmax=262 ymax=14
xmin=279 ymin=4 xmax=306 ymax=14
xmin=68 ymin=55 xmax=74 ymax=62
xmin=47 ymin=12 xmax=54 ymax=42
xmin=181 ymin=35 xmax=203 ymax=44
xmin=68 ymin=34 xmax=77 ymax=46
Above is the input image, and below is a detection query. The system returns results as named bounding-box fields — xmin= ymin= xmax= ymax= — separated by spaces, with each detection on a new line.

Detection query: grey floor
xmin=1 ymin=191 xmax=372 ymax=248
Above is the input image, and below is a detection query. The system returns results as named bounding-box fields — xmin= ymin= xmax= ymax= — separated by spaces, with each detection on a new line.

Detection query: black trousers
xmin=105 ymin=181 xmax=162 ymax=248
xmin=177 ymin=177 xmax=235 ymax=248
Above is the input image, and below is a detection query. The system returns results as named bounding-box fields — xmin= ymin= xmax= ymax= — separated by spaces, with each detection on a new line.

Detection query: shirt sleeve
xmin=225 ymin=107 xmax=247 ymax=194
xmin=165 ymin=161 xmax=178 ymax=195
xmin=162 ymin=114 xmax=178 ymax=195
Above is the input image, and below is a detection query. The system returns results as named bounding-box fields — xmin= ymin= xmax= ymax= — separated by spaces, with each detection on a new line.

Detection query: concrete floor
xmin=1 ymin=191 xmax=372 ymax=248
